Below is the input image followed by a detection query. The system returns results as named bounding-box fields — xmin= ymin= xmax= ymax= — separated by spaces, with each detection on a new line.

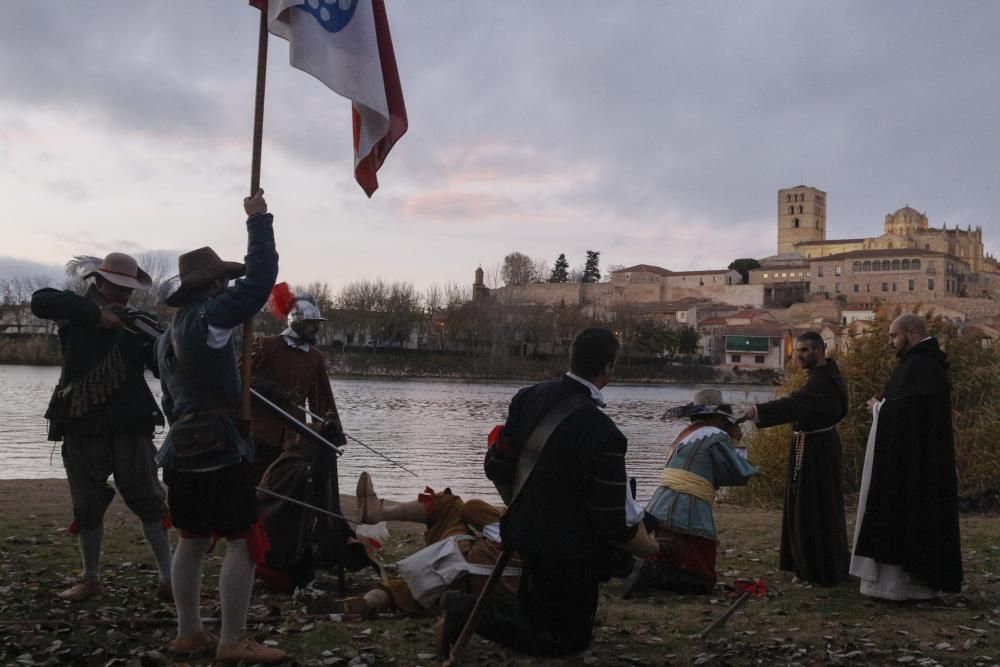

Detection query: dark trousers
xmin=477 ymin=553 xmax=600 ymax=657
xmin=62 ymin=429 xmax=166 ymax=528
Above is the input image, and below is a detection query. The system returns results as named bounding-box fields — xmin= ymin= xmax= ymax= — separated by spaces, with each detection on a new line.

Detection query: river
xmin=0 ymin=365 xmax=774 ymax=503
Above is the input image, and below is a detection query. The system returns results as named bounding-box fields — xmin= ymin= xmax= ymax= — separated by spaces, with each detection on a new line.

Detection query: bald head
xmin=889 ymin=314 xmax=927 ymax=355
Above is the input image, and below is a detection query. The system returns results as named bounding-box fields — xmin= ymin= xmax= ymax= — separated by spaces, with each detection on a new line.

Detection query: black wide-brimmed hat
xmin=662 ymin=388 xmax=737 ymax=422
xmin=164 ymin=246 xmax=245 ymax=307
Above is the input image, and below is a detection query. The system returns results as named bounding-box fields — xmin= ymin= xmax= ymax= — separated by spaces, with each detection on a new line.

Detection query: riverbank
xmin=1 ymin=479 xmax=997 ymax=665
xmin=0 ymin=336 xmax=779 ymax=384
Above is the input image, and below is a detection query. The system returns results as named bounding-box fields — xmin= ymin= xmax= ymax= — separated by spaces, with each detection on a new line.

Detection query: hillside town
xmin=474 ymin=185 xmax=1000 ymax=371
xmin=3 ymin=184 xmax=999 ymax=376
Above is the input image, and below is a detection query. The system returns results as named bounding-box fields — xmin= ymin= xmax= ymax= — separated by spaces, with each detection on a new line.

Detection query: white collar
xmin=281 ymin=330 xmax=310 ymax=351
xmin=566 ymin=372 xmax=606 ymax=407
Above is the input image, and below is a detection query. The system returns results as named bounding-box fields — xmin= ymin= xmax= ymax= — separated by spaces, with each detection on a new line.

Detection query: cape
xmin=853 ymin=338 xmax=963 ymax=593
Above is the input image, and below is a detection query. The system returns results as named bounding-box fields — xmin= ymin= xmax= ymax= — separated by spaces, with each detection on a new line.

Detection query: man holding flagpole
xmin=157 ymin=190 xmax=286 ymax=664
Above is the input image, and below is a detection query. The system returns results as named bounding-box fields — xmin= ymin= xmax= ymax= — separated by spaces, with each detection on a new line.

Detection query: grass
xmin=1 ymin=480 xmax=998 ymax=666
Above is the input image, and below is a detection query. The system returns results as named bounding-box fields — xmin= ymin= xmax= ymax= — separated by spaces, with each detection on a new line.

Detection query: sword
xmin=117 ymin=308 xmax=344 ymax=456
xmin=294 ymin=403 xmax=419 ymax=477
xmin=255 ymin=486 xmax=360 ymax=526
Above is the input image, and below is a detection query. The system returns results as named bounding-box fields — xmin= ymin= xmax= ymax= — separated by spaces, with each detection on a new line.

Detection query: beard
xmin=291 ymin=325 xmax=318 ymax=344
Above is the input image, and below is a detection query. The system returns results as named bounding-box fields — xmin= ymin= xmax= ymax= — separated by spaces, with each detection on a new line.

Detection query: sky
xmin=2 ymin=1 xmax=999 ymax=295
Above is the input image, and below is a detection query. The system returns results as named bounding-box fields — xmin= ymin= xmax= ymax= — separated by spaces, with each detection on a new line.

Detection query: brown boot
xmin=174 ymin=629 xmax=217 ymax=658
xmin=355 ymin=471 xmax=382 ymax=524
xmin=58 ymin=578 xmax=101 ymax=603
xmin=336 ymin=595 xmax=370 ymax=617
xmin=215 ymin=637 xmax=288 ymax=664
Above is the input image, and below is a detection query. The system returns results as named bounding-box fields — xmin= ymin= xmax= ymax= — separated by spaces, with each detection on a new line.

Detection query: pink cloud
xmin=402 ymin=190 xmax=518 ymax=222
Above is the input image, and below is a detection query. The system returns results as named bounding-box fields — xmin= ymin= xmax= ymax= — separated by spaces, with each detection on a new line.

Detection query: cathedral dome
xmin=884 ymin=205 xmax=928 ymax=236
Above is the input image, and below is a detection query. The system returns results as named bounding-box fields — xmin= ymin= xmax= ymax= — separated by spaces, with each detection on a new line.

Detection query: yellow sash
xmin=660 ymin=468 xmax=716 ymax=506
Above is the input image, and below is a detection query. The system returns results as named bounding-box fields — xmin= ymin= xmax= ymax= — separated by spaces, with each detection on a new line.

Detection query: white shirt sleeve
xmin=206 ymin=323 xmax=234 ymax=349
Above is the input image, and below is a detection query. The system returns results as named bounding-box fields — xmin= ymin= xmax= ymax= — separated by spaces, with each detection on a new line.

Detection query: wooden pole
xmin=241 ymin=7 xmax=269 ymax=428
xmin=697 ymin=591 xmax=750 ymax=640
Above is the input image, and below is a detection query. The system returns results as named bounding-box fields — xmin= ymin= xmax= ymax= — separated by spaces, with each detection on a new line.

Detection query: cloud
xmin=0 ymin=256 xmax=64 ymax=283
xmin=43 ymin=178 xmax=90 ymax=203
xmin=2 ymin=1 xmax=999 ymax=291
xmin=401 ymin=191 xmax=518 ymax=222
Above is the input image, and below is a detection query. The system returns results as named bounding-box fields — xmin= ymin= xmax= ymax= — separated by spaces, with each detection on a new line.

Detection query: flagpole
xmin=241 ymin=5 xmax=270 ymax=430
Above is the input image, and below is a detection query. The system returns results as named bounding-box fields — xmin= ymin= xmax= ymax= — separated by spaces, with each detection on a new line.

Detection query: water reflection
xmin=0 ymin=366 xmax=774 ymax=504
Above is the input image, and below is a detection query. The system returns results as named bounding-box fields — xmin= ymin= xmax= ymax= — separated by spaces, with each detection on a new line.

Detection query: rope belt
xmin=791 ymin=424 xmax=839 ymax=485
xmin=661 ymin=468 xmax=716 ymax=505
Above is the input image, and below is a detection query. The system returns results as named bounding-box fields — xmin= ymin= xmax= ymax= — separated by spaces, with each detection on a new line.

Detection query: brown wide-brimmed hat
xmin=82 ymin=253 xmax=152 ymax=290
xmin=164 ymin=246 xmax=245 ymax=307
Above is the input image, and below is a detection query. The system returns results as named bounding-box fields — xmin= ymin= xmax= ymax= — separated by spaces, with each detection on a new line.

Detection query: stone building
xmin=809 ymin=248 xmax=973 ymax=301
xmin=755 ymin=185 xmax=1000 ymax=305
xmin=776 ymin=185 xmax=995 ymax=274
xmin=481 ymin=264 xmax=759 ymax=318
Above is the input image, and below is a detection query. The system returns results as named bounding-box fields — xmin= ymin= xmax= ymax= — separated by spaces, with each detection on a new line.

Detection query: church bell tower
xmin=777 ymin=185 xmax=826 ymax=255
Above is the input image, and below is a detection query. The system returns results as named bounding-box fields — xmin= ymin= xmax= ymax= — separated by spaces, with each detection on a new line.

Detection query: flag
xmin=254 ymin=0 xmax=407 ymax=197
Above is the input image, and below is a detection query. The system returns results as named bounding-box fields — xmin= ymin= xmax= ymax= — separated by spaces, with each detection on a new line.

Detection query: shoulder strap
xmin=509 ymin=392 xmax=592 ymax=506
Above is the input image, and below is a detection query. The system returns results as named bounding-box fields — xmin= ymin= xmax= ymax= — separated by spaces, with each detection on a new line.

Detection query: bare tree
xmin=1 ymin=274 xmax=51 ymax=334
xmin=382 ymin=282 xmax=421 ymax=347
xmin=500 ymin=252 xmax=535 ymax=286
xmin=423 ymin=283 xmax=443 ymax=315
xmin=443 ymin=282 xmax=471 ymax=307
xmin=482 ymin=263 xmax=504 ymax=290
xmin=531 ymin=258 xmax=550 ymax=284
xmin=604 ymin=264 xmax=626 ymax=282
xmin=293 ymin=281 xmax=335 ymax=316
xmin=423 ymin=283 xmax=445 ymax=349
xmin=131 ymin=250 xmax=178 ymax=315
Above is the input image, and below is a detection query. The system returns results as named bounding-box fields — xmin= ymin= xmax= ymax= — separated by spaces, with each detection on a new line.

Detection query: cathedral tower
xmin=777 ymin=185 xmax=826 ymax=255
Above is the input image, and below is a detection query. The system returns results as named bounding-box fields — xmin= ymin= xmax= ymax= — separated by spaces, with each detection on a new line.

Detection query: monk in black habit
xmin=743 ymin=331 xmax=849 ymax=586
xmin=850 ymin=314 xmax=962 ymax=598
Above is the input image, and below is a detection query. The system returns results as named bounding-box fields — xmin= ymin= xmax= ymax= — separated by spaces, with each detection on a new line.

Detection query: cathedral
xmin=754 ymin=186 xmax=1000 ymax=306
xmin=777 ymin=185 xmax=994 ymax=274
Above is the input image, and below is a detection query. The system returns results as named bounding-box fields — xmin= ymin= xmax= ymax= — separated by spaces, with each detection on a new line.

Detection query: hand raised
xmin=244 ymin=188 xmax=267 ymax=217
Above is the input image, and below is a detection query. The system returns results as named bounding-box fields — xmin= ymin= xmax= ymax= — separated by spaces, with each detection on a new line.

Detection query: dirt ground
xmin=0 ymin=479 xmax=998 ymax=666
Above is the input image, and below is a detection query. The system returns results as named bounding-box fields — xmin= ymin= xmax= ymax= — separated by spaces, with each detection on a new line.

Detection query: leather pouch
xmin=171 ymin=418 xmax=226 ymax=458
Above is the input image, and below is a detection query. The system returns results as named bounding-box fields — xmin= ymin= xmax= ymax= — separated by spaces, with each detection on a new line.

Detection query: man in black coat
xmin=31 ymin=253 xmax=172 ymax=603
xmin=742 ymin=331 xmax=850 ymax=586
xmin=850 ymin=314 xmax=962 ymax=599
xmin=478 ymin=328 xmax=658 ymax=657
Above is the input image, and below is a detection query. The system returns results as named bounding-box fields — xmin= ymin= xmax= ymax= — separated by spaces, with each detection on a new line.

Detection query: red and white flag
xmin=253 ymin=0 xmax=407 ymax=197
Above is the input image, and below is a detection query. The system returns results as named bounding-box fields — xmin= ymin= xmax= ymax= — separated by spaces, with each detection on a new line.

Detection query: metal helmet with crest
xmin=268 ymin=283 xmax=327 ymax=326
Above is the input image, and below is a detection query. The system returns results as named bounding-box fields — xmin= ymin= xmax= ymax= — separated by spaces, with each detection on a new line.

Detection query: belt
xmin=791 ymin=423 xmax=840 ymax=487
xmin=177 ymin=408 xmax=234 ymax=423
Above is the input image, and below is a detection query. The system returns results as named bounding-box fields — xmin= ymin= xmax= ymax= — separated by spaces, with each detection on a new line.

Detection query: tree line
xmin=500 ymin=250 xmax=605 ymax=287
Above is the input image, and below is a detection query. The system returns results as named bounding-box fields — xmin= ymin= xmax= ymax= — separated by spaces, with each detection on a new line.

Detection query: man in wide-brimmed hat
xmin=31 ymin=253 xmax=173 ymax=604
xmin=155 ymin=189 xmax=286 ymax=664
xmin=621 ymin=388 xmax=759 ymax=597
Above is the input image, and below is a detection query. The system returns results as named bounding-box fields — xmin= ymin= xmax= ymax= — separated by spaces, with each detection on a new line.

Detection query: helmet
xmin=287 ymin=295 xmax=327 ymax=328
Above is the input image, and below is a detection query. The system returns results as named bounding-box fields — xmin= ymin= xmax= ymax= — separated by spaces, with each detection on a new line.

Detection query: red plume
xmin=268 ymin=282 xmax=297 ymax=321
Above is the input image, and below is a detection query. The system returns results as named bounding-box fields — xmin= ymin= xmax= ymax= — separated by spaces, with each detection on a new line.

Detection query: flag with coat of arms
xmin=252 ymin=0 xmax=407 ymax=197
